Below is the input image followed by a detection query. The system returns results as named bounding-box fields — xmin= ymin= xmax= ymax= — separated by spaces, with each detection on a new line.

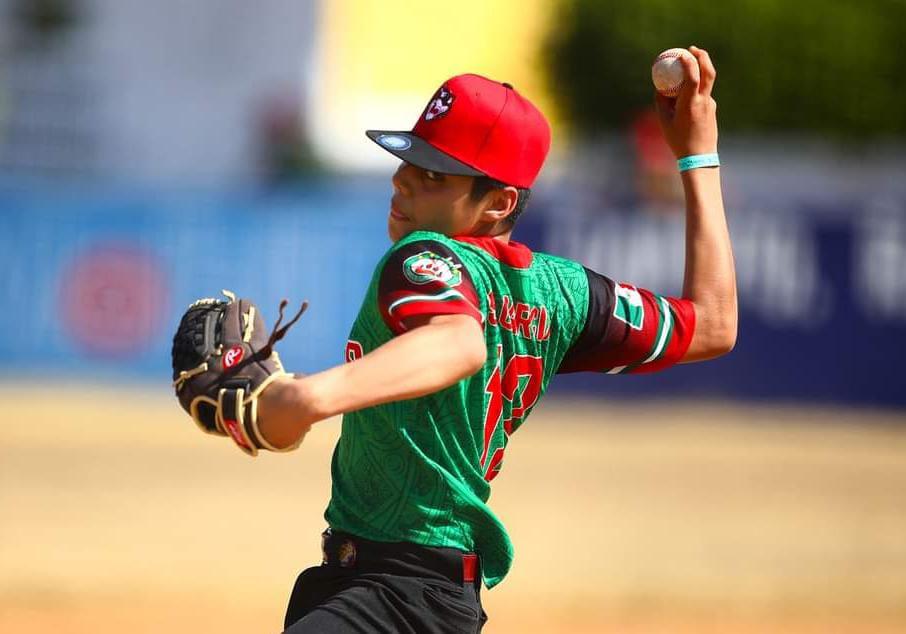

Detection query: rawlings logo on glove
xmin=223 ymin=346 xmax=244 ymax=369
xmin=171 ymin=290 xmax=307 ymax=456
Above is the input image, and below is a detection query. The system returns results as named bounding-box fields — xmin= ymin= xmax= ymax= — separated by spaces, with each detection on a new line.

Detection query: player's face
xmin=388 ymin=162 xmax=486 ymax=242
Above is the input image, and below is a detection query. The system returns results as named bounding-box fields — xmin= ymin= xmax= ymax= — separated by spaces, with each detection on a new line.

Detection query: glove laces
xmin=260 ymin=299 xmax=308 ymax=359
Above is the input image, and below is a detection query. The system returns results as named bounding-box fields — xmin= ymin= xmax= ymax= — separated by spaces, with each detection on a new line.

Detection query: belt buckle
xmin=337 ymin=539 xmax=357 ymax=567
xmin=321 ymin=529 xmax=357 ymax=568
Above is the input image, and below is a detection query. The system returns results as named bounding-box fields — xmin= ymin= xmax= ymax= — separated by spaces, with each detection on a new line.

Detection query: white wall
xmin=0 ymin=0 xmax=318 ymax=184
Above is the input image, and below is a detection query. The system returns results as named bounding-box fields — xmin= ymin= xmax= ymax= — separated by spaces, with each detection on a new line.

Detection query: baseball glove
xmin=171 ymin=290 xmax=307 ymax=456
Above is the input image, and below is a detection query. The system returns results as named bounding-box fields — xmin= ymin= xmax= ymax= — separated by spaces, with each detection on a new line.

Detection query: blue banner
xmin=1 ymin=180 xmax=904 ymax=408
xmin=0 ymin=181 xmax=393 ymax=378
xmin=523 ymin=194 xmax=906 ymax=408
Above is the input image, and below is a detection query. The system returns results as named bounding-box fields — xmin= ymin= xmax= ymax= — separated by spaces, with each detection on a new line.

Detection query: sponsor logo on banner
xmin=61 ymin=243 xmax=168 ymax=357
xmin=403 ymin=251 xmax=462 ymax=286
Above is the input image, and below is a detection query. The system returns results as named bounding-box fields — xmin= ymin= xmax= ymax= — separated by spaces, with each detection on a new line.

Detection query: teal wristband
xmin=677 ymin=153 xmax=720 ymax=172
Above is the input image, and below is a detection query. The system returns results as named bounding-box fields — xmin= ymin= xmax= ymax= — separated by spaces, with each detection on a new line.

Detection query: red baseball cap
xmin=366 ymin=73 xmax=551 ymax=189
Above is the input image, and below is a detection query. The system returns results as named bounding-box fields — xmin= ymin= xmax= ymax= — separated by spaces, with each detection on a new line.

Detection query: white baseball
xmin=651 ymin=48 xmax=694 ymax=97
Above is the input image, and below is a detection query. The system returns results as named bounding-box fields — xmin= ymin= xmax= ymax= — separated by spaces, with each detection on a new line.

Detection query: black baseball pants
xmin=282 ymin=530 xmax=487 ymax=634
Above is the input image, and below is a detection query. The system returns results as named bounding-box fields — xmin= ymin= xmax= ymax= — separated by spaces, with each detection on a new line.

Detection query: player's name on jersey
xmin=486 ymin=292 xmax=551 ymax=342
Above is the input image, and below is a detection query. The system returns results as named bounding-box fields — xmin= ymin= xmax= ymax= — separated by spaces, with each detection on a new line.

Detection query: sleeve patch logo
xmin=403 ymin=251 xmax=462 ymax=286
xmin=614 ymin=283 xmax=644 ymax=330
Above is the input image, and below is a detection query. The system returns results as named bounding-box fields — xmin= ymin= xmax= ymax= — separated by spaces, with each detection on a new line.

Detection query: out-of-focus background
xmin=1 ymin=1 xmax=905 ymax=633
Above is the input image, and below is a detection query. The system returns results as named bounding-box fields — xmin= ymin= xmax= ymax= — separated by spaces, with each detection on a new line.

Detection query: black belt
xmin=320 ymin=528 xmax=480 ymax=586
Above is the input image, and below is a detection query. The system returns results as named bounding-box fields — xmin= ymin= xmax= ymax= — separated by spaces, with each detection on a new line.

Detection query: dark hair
xmin=469 ymin=176 xmax=532 ymax=225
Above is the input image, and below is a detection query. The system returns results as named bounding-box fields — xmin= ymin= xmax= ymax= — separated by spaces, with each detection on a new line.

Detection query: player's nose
xmin=391 ymin=162 xmax=412 ymax=196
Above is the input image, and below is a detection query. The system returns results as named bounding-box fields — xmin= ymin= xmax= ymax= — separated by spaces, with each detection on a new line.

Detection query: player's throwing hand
xmin=655 ymin=45 xmax=718 ymax=159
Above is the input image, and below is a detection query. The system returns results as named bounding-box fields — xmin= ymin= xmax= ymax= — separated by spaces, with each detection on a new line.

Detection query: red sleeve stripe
xmin=642 ymin=296 xmax=674 ymax=363
xmin=384 ymin=289 xmax=483 ymax=333
xmin=388 ymin=288 xmax=471 ymax=314
xmin=627 ymin=296 xmax=695 ymax=374
xmin=607 ymin=289 xmax=673 ymax=374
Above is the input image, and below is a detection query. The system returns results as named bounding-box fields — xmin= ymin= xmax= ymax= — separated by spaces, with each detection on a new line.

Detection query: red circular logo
xmin=223 ymin=345 xmax=244 ymax=369
xmin=61 ymin=244 xmax=168 ymax=357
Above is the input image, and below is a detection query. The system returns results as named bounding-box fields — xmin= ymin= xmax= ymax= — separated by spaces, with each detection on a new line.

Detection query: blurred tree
xmin=544 ymin=0 xmax=906 ymax=139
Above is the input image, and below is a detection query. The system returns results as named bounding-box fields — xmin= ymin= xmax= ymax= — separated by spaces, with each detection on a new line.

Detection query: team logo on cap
xmin=424 ymin=85 xmax=454 ymax=121
xmin=377 ymin=134 xmax=412 ymax=151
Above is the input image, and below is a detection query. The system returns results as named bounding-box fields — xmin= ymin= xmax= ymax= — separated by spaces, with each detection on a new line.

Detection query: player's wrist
xmin=292 ymin=369 xmax=343 ymax=423
xmin=679 ymin=165 xmax=722 ymax=204
xmin=677 ymin=152 xmax=720 ymax=172
xmin=668 ymin=125 xmax=718 ymax=158
xmin=257 ymin=375 xmax=314 ymax=446
xmin=671 ymin=140 xmax=717 ymax=157
xmin=680 ymin=164 xmax=721 ymax=184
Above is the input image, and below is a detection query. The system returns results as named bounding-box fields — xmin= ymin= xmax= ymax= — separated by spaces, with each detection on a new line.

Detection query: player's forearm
xmin=680 ymin=167 xmax=737 ymax=361
xmin=257 ymin=315 xmax=487 ymax=448
xmin=309 ymin=317 xmax=486 ymax=417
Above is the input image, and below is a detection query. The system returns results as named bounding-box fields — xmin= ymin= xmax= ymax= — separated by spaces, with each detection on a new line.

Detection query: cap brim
xmin=366 ymin=130 xmax=485 ymax=177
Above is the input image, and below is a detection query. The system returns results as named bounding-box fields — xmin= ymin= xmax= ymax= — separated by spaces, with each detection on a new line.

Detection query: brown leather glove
xmin=171 ymin=290 xmax=306 ymax=456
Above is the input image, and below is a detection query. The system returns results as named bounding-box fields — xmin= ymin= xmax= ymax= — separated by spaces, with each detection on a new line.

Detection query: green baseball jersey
xmin=325 ymin=230 xmax=695 ymax=587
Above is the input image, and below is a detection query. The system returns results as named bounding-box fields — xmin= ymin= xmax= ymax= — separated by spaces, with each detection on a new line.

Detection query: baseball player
xmin=172 ymin=46 xmax=734 ymax=633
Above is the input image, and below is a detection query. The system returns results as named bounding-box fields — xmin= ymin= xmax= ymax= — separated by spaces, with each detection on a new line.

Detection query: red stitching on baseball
xmin=653 ymin=50 xmax=688 ymax=95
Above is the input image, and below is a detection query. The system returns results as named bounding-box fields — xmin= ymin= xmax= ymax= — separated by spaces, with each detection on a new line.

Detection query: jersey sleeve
xmin=558 ymin=268 xmax=696 ymax=374
xmin=377 ymin=239 xmax=483 ymax=335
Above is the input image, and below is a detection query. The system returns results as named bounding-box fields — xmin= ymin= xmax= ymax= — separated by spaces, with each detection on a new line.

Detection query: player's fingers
xmin=654 ymin=92 xmax=675 ymax=125
xmin=676 ymin=50 xmax=701 ymax=110
xmin=689 ymin=46 xmax=716 ymax=96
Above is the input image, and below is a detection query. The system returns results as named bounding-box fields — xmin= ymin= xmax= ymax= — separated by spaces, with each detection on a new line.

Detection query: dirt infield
xmin=2 ymin=384 xmax=905 ymax=633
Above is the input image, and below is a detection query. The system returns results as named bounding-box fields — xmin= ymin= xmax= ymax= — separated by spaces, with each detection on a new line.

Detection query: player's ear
xmin=479 ymin=186 xmax=519 ymax=224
